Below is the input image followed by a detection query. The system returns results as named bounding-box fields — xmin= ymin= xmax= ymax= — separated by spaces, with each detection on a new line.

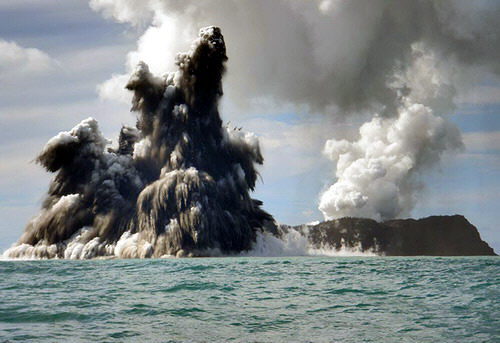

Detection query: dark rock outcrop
xmin=287 ymin=215 xmax=496 ymax=256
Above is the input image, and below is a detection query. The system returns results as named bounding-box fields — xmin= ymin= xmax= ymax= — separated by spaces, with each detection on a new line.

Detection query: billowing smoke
xmin=5 ymin=27 xmax=275 ymax=259
xmin=90 ymin=0 xmax=500 ymax=113
xmin=319 ymin=46 xmax=464 ymax=220
xmin=88 ymin=0 xmax=500 ymax=221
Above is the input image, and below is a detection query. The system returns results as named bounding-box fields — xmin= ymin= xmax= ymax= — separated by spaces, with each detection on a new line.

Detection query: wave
xmin=1 ymin=226 xmax=380 ymax=260
xmin=2 ymin=225 xmax=378 ymax=260
xmin=243 ymin=227 xmax=378 ymax=257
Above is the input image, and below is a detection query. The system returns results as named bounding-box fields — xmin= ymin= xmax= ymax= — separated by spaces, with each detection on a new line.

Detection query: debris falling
xmin=5 ymin=27 xmax=275 ymax=259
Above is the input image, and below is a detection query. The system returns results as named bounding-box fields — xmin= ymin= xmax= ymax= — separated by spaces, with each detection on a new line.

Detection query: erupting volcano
xmin=5 ymin=27 xmax=276 ymax=259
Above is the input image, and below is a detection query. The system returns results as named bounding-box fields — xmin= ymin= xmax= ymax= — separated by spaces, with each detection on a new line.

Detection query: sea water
xmin=0 ymin=257 xmax=498 ymax=343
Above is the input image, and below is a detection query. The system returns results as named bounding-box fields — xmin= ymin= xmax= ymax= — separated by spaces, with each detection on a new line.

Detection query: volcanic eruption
xmin=5 ymin=26 xmax=275 ymax=259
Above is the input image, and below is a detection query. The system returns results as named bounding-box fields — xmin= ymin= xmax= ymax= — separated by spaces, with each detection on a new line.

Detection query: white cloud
xmin=95 ymin=13 xmax=192 ymax=102
xmin=96 ymin=73 xmax=132 ymax=104
xmin=0 ymin=40 xmax=57 ymax=80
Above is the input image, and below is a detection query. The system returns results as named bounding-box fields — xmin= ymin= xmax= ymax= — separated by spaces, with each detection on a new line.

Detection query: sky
xmin=0 ymin=0 xmax=499 ymax=252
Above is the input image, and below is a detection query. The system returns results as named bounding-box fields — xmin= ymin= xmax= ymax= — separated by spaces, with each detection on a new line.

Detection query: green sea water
xmin=0 ymin=257 xmax=498 ymax=343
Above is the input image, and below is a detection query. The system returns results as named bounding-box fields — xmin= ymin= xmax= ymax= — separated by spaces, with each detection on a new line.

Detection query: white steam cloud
xmin=89 ymin=0 xmax=500 ymax=221
xmin=320 ymin=46 xmax=464 ymax=220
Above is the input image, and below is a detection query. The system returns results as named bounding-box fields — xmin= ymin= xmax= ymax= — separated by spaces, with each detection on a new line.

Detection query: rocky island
xmin=287 ymin=215 xmax=496 ymax=256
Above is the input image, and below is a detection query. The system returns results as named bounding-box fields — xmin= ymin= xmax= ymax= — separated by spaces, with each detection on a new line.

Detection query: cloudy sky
xmin=1 ymin=0 xmax=499 ymax=252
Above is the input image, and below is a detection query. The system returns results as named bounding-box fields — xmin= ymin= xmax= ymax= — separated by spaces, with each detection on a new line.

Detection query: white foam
xmin=3 ymin=225 xmax=378 ymax=259
xmin=243 ymin=227 xmax=378 ymax=257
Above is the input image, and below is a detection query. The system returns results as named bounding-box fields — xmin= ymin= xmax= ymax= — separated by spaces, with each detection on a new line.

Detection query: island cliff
xmin=288 ymin=215 xmax=496 ymax=256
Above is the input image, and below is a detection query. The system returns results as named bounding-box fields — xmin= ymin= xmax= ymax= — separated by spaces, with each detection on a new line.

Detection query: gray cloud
xmin=91 ymin=0 xmax=500 ymax=115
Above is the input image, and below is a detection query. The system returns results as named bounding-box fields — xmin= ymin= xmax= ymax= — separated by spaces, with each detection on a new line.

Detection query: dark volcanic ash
xmin=5 ymin=27 xmax=275 ymax=259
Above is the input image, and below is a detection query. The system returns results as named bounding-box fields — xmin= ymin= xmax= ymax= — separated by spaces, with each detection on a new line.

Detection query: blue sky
xmin=0 ymin=1 xmax=499 ymax=252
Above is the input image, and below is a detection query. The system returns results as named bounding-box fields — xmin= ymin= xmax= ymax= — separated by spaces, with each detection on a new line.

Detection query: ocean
xmin=0 ymin=257 xmax=498 ymax=343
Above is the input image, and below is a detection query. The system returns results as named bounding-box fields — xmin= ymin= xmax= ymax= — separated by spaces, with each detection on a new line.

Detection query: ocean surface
xmin=0 ymin=257 xmax=498 ymax=343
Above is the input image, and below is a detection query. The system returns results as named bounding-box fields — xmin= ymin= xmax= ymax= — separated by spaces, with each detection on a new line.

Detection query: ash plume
xmin=5 ymin=27 xmax=275 ymax=259
xmin=91 ymin=0 xmax=500 ymax=114
xmin=89 ymin=0 xmax=500 ymax=222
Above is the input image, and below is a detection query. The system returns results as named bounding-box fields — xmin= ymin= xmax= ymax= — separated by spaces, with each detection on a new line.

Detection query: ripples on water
xmin=0 ymin=257 xmax=498 ymax=343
